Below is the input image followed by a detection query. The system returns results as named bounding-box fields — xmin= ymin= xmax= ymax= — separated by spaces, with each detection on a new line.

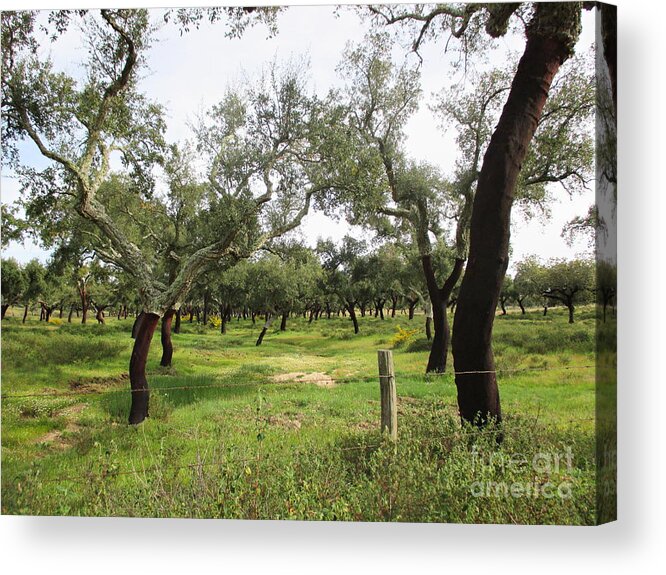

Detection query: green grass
xmin=1 ymin=305 xmax=611 ymax=523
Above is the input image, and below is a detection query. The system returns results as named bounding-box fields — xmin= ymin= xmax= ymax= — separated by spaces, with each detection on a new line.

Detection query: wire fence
xmin=0 ymin=364 xmax=597 ymax=400
xmin=31 ymin=413 xmax=596 ymax=486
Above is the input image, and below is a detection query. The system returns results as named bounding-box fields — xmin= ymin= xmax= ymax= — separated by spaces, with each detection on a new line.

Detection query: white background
xmin=1 ymin=0 xmax=664 ymax=573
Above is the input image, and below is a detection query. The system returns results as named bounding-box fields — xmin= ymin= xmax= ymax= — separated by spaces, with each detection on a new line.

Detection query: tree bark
xmin=280 ymin=310 xmax=288 ymax=331
xmin=1 ymin=304 xmax=8 ymax=319
xmin=451 ymin=5 xmax=580 ymax=426
xmin=517 ymin=298 xmax=526 ymax=314
xmin=423 ymin=256 xmax=465 ymax=373
xmin=174 ymin=308 xmax=181 ymax=334
xmin=160 ymin=310 xmax=175 ymax=367
xmin=68 ymin=304 xmax=75 ymax=323
xmin=131 ymin=311 xmax=145 ymax=339
xmin=347 ymin=302 xmax=359 ymax=334
xmin=22 ymin=303 xmax=29 ymax=324
xmin=256 ymin=313 xmax=273 ymax=346
xmin=129 ymin=312 xmax=160 ymax=425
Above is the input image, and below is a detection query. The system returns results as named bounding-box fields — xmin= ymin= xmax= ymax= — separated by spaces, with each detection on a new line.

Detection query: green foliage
xmin=1 ymin=258 xmax=27 ymax=306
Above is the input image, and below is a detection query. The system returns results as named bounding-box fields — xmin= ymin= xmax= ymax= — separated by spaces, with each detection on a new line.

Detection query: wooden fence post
xmin=377 ymin=350 xmax=397 ymax=441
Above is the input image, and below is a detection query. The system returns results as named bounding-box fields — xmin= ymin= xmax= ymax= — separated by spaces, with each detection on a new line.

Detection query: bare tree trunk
xmin=517 ymin=298 xmax=526 ymax=314
xmin=131 ymin=311 xmax=145 ymax=339
xmin=256 ymin=313 xmax=273 ymax=346
xmin=129 ymin=312 xmax=160 ymax=425
xmin=22 ymin=303 xmax=29 ymax=324
xmin=68 ymin=304 xmax=75 ymax=323
xmin=280 ymin=310 xmax=288 ymax=332
xmin=347 ymin=302 xmax=359 ymax=334
xmin=451 ymin=4 xmax=580 ymax=426
xmin=160 ymin=310 xmax=175 ymax=367
xmin=173 ymin=309 xmax=181 ymax=334
xmin=423 ymin=256 xmax=464 ymax=374
xmin=1 ymin=304 xmax=9 ymax=319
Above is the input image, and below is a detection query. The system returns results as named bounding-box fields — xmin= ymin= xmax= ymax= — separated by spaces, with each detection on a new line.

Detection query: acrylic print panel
xmin=1 ymin=2 xmax=616 ymax=525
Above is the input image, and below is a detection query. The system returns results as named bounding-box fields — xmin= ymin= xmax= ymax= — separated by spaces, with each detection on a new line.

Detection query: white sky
xmin=1 ymin=3 xmax=597 ymax=273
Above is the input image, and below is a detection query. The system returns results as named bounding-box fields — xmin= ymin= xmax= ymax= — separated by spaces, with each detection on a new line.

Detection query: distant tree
xmin=596 ymin=259 xmax=616 ymax=323
xmin=542 ymin=258 xmax=594 ymax=324
xmin=1 ymin=258 xmax=27 ymax=318
xmin=20 ymin=259 xmax=47 ymax=323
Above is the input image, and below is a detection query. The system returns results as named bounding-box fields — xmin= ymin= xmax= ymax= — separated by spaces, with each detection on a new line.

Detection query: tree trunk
xmin=68 ymin=304 xmax=75 ymax=323
xmin=347 ymin=302 xmax=359 ymax=334
xmin=202 ymin=291 xmax=209 ymax=326
xmin=22 ymin=303 xmax=29 ymax=324
xmin=280 ymin=311 xmax=288 ymax=332
xmin=518 ymin=298 xmax=526 ymax=314
xmin=256 ymin=313 xmax=273 ymax=346
xmin=129 ymin=312 xmax=160 ymax=425
xmin=1 ymin=304 xmax=8 ymax=319
xmin=568 ymin=302 xmax=575 ymax=324
xmin=80 ymin=289 xmax=88 ymax=324
xmin=500 ymin=298 xmax=507 ymax=315
xmin=95 ymin=306 xmax=106 ymax=324
xmin=131 ymin=311 xmax=145 ymax=339
xmin=59 ymin=304 xmax=64 ymax=319
xmin=174 ymin=309 xmax=181 ymax=334
xmin=423 ymin=256 xmax=464 ymax=374
xmin=451 ymin=4 xmax=580 ymax=426
xmin=408 ymin=299 xmax=418 ymax=320
xmin=160 ymin=310 xmax=175 ymax=367
xmin=391 ymin=296 xmax=398 ymax=318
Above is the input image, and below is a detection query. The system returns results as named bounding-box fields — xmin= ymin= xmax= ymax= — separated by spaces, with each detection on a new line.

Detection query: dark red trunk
xmin=423 ymin=255 xmax=464 ymax=374
xmin=129 ymin=312 xmax=159 ymax=425
xmin=160 ymin=310 xmax=175 ymax=367
xmin=347 ymin=302 xmax=359 ymax=334
xmin=518 ymin=298 xmax=526 ymax=315
xmin=131 ymin=311 xmax=145 ymax=339
xmin=174 ymin=309 xmax=181 ymax=334
xmin=451 ymin=9 xmax=578 ymax=426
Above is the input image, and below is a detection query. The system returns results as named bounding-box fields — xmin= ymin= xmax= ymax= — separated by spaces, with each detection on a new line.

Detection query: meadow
xmin=1 ymin=306 xmax=603 ymax=524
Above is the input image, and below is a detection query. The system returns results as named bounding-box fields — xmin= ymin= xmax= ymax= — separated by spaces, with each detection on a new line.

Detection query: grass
xmin=0 ymin=304 xmax=611 ymax=523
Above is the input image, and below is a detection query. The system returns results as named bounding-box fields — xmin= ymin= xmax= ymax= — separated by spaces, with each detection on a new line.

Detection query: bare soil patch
xmin=69 ymin=373 xmax=128 ymax=393
xmin=270 ymin=371 xmax=336 ymax=388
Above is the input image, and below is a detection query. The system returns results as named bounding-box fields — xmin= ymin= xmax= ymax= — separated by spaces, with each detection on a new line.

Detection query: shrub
xmin=391 ymin=326 xmax=419 ymax=349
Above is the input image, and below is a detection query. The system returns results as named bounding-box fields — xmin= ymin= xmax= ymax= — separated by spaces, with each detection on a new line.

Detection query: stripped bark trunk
xmin=347 ymin=302 xmax=359 ymax=334
xmin=423 ymin=256 xmax=465 ymax=373
xmin=129 ymin=312 xmax=160 ymax=425
xmin=131 ymin=311 xmax=145 ymax=339
xmin=160 ymin=310 xmax=175 ymax=367
xmin=256 ymin=313 xmax=273 ymax=346
xmin=451 ymin=4 xmax=580 ymax=426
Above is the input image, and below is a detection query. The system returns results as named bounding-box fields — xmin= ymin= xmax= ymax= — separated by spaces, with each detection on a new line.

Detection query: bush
xmin=391 ymin=326 xmax=419 ymax=349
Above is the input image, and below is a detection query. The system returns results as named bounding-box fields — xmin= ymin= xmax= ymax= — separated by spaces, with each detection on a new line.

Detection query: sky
xmin=1 ymin=3 xmax=598 ymax=273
